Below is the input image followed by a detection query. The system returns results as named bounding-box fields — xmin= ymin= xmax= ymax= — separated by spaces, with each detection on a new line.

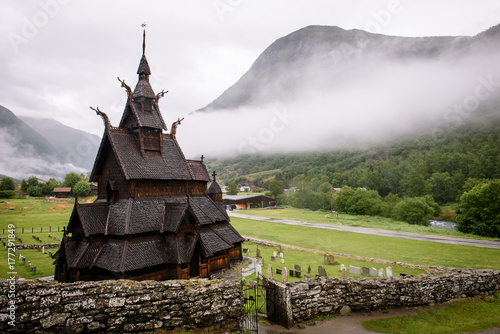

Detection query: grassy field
xmin=0 ymin=197 xmax=78 ymax=279
xmin=362 ymin=293 xmax=500 ymax=334
xmin=239 ymin=207 xmax=497 ymax=240
xmin=230 ymin=217 xmax=500 ymax=270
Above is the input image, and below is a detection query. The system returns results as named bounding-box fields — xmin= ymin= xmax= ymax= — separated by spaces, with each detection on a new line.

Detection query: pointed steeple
xmin=133 ymin=29 xmax=155 ymax=100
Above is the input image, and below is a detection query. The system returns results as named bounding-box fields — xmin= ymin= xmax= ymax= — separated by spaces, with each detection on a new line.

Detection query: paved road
xmin=229 ymin=213 xmax=500 ymax=249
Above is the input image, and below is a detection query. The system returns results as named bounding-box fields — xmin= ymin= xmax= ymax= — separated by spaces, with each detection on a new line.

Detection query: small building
xmin=223 ymin=194 xmax=276 ymax=210
xmin=54 ymin=31 xmax=243 ymax=282
xmin=53 ymin=187 xmax=72 ymax=198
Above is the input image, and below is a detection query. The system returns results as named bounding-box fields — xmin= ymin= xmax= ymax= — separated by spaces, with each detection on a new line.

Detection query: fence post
xmin=263 ymin=277 xmax=293 ymax=329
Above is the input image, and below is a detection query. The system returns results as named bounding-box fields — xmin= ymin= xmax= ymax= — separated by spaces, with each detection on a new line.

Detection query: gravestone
xmin=304 ymin=273 xmax=311 ymax=281
xmin=243 ymin=247 xmax=248 ymax=253
xmin=308 ymin=266 xmax=311 ymax=273
xmin=271 ymin=256 xmax=276 ymax=262
xmin=256 ymin=264 xmax=262 ymax=279
xmin=341 ymin=267 xmax=347 ymax=279
xmin=256 ymin=247 xmax=261 ymax=258
xmin=318 ymin=265 xmax=327 ymax=277
xmin=289 ymin=269 xmax=296 ymax=278
xmin=273 ymin=251 xmax=277 ymax=257
xmin=33 ymin=266 xmax=36 ymax=274
xmin=282 ymin=267 xmax=288 ymax=283
xmin=294 ymin=264 xmax=301 ymax=272
xmin=267 ymin=264 xmax=273 ymax=280
xmin=324 ymin=253 xmax=329 ymax=264
xmin=328 ymin=254 xmax=335 ymax=264
xmin=349 ymin=265 xmax=361 ymax=275
xmin=42 ymin=246 xmax=45 ymax=254
xmin=340 ymin=264 xmax=345 ymax=272
xmin=295 ymin=270 xmax=301 ymax=278
xmin=280 ymin=252 xmax=284 ymax=258
xmin=246 ymin=249 xmax=250 ymax=256
xmin=276 ymin=268 xmax=282 ymax=275
xmin=370 ymin=268 xmax=377 ymax=277
xmin=362 ymin=266 xmax=370 ymax=276
xmin=19 ymin=253 xmax=22 ymax=260
xmin=378 ymin=268 xmax=385 ymax=278
xmin=386 ymin=266 xmax=393 ymax=278
xmin=281 ymin=258 xmax=285 ymax=264
xmin=241 ymin=277 xmax=247 ymax=287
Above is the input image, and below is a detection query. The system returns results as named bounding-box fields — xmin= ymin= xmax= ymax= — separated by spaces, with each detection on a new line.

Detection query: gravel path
xmin=229 ymin=213 xmax=500 ymax=249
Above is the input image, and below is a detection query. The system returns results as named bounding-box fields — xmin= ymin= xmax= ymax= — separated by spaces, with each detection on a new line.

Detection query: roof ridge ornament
xmin=117 ymin=77 xmax=133 ymax=100
xmin=90 ymin=106 xmax=112 ymax=128
xmin=170 ymin=117 xmax=184 ymax=138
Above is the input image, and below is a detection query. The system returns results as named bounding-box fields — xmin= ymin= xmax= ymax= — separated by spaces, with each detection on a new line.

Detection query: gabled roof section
xmin=137 ymin=55 xmax=151 ymax=75
xmin=188 ymin=160 xmax=210 ymax=182
xmin=199 ymin=227 xmax=233 ymax=257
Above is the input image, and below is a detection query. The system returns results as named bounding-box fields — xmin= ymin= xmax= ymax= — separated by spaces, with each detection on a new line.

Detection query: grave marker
xmin=349 ymin=265 xmax=361 ymax=275
xmin=318 ymin=265 xmax=327 ymax=277
xmin=328 ymin=254 xmax=335 ymax=264
xmin=271 ymin=256 xmax=276 ymax=262
xmin=282 ymin=267 xmax=288 ymax=283
xmin=378 ymin=268 xmax=385 ymax=278
xmin=386 ymin=266 xmax=393 ymax=278
xmin=267 ymin=264 xmax=273 ymax=280
xmin=256 ymin=247 xmax=261 ymax=258
xmin=370 ymin=268 xmax=377 ymax=277
xmin=341 ymin=267 xmax=347 ymax=279
xmin=362 ymin=266 xmax=370 ymax=276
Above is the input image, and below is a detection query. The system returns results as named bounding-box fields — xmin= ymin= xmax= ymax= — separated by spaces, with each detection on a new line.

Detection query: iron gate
xmin=241 ymin=280 xmax=267 ymax=333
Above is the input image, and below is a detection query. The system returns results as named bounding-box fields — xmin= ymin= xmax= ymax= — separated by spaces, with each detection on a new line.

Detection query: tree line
xmin=209 ymin=116 xmax=500 ymax=237
xmin=0 ymin=172 xmax=91 ymax=198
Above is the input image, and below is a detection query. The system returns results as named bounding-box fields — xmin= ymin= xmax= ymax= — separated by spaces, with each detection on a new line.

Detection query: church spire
xmin=133 ymin=27 xmax=154 ymax=100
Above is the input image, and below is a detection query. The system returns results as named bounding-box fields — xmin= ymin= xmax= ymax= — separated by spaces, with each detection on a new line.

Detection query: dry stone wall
xmin=284 ymin=269 xmax=500 ymax=321
xmin=0 ymin=279 xmax=243 ymax=333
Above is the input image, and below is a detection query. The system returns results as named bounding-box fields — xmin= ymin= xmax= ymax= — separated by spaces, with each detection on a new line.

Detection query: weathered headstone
xmin=281 ymin=258 xmax=285 ymax=264
xmin=267 ymin=264 xmax=273 ymax=280
xmin=243 ymin=247 xmax=248 ymax=253
xmin=294 ymin=264 xmax=301 ymax=272
xmin=256 ymin=247 xmax=261 ymax=258
xmin=295 ymin=270 xmax=301 ymax=278
xmin=33 ymin=266 xmax=36 ymax=274
xmin=318 ymin=265 xmax=327 ymax=277
xmin=386 ymin=266 xmax=393 ymax=278
xmin=349 ymin=265 xmax=361 ymax=275
xmin=308 ymin=265 xmax=311 ymax=273
xmin=324 ymin=253 xmax=329 ymax=264
xmin=276 ymin=268 xmax=282 ymax=275
xmin=328 ymin=254 xmax=335 ymax=264
xmin=241 ymin=277 xmax=248 ymax=287
xmin=282 ymin=267 xmax=288 ymax=283
xmin=273 ymin=251 xmax=277 ymax=257
xmin=271 ymin=256 xmax=276 ymax=262
xmin=42 ymin=246 xmax=45 ymax=254
xmin=370 ymin=268 xmax=377 ymax=277
xmin=362 ymin=266 xmax=370 ymax=276
xmin=341 ymin=267 xmax=347 ymax=279
xmin=378 ymin=268 xmax=385 ymax=278
xmin=340 ymin=264 xmax=345 ymax=272
xmin=289 ymin=268 xmax=296 ymax=278
xmin=280 ymin=252 xmax=284 ymax=259
xmin=256 ymin=264 xmax=262 ymax=279
xmin=246 ymin=249 xmax=250 ymax=256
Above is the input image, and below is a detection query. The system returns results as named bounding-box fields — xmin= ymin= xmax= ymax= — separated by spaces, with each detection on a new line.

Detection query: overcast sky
xmin=1 ymin=0 xmax=500 ymax=157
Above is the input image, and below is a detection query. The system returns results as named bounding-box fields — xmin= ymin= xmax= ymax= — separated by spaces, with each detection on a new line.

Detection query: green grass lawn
xmin=362 ymin=294 xmax=500 ymax=334
xmin=231 ymin=217 xmax=500 ymax=270
xmin=239 ymin=207 xmax=497 ymax=240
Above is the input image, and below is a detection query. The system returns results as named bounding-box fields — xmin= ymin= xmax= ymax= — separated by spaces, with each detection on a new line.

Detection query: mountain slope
xmin=198 ymin=24 xmax=500 ymax=112
xmin=0 ymin=105 xmax=95 ymax=180
xmin=20 ymin=116 xmax=100 ymax=171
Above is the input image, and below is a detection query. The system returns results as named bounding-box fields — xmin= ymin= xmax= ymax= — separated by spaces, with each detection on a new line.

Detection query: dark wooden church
xmin=54 ymin=32 xmax=244 ymax=282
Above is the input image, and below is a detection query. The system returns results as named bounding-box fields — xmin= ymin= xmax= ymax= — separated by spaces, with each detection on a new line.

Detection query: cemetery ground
xmin=2 ymin=198 xmax=500 ymax=333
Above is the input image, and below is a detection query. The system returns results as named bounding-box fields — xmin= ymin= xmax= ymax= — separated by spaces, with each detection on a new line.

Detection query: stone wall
xmin=270 ymin=269 xmax=500 ymax=323
xmin=0 ymin=279 xmax=243 ymax=333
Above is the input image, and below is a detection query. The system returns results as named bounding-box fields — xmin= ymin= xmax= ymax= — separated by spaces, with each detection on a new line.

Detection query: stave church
xmin=54 ymin=32 xmax=244 ymax=282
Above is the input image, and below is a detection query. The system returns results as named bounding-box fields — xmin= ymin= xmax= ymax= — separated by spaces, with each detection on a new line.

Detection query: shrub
xmin=0 ymin=190 xmax=16 ymax=198
xmin=392 ymin=197 xmax=434 ymax=225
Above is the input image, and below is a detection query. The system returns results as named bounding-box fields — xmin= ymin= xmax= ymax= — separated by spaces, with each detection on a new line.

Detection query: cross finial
xmin=141 ymin=23 xmax=146 ymax=56
xmin=200 ymin=155 xmax=204 ymax=163
xmin=212 ymin=171 xmax=217 ymax=182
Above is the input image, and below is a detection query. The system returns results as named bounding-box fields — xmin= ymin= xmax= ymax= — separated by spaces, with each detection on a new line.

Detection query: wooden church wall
xmin=131 ymin=180 xmax=207 ymax=197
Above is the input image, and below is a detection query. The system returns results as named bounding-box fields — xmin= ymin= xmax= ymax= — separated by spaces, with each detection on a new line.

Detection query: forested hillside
xmin=208 ymin=115 xmax=500 ymax=205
